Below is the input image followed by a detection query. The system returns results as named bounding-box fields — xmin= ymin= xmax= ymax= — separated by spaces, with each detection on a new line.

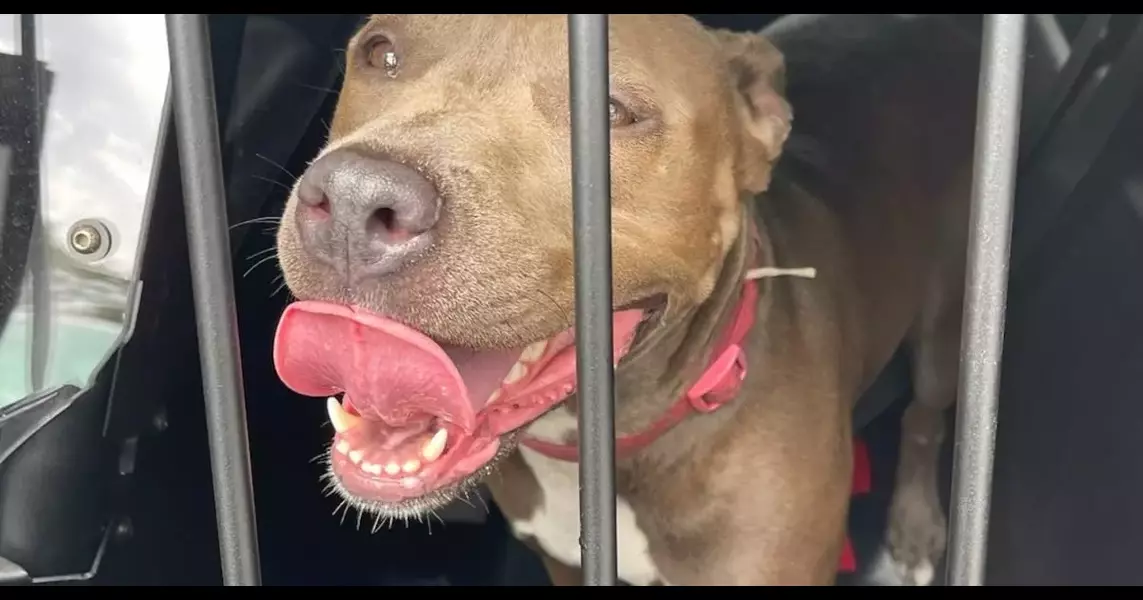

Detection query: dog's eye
xmin=609 ymin=98 xmax=637 ymax=127
xmin=363 ymin=33 xmax=399 ymax=77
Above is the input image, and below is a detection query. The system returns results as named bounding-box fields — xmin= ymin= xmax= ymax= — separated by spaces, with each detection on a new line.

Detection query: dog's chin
xmin=273 ymin=297 xmax=662 ymax=520
xmin=321 ymin=426 xmax=523 ymax=521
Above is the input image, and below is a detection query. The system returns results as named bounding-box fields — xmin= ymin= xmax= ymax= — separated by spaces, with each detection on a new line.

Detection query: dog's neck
xmin=609 ymin=200 xmax=773 ymax=453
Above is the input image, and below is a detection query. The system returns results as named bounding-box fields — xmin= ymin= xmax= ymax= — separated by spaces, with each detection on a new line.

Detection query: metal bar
xmin=18 ymin=14 xmax=50 ymax=393
xmin=567 ymin=13 xmax=618 ymax=587
xmin=165 ymin=14 xmax=262 ymax=587
xmin=947 ymin=13 xmax=1027 ymax=587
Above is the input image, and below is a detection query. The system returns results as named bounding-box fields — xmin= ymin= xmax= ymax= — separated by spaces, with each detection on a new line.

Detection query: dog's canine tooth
xmin=421 ymin=428 xmax=448 ymax=462
xmin=503 ymin=361 xmax=527 ymax=385
xmin=327 ymin=396 xmax=362 ymax=433
xmin=519 ymin=340 xmax=547 ymax=363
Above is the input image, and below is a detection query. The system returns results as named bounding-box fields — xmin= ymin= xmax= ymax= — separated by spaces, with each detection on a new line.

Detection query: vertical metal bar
xmin=165 ymin=14 xmax=262 ymax=587
xmin=947 ymin=13 xmax=1027 ymax=587
xmin=18 ymin=14 xmax=50 ymax=393
xmin=568 ymin=13 xmax=618 ymax=586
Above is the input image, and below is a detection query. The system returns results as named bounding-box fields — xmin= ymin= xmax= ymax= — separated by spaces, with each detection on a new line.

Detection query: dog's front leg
xmin=883 ymin=270 xmax=965 ymax=586
xmin=648 ymin=401 xmax=855 ymax=586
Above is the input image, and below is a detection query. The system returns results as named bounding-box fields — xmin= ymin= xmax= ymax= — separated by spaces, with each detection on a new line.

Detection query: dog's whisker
xmin=255 ymin=153 xmax=300 ymax=182
xmin=228 ymin=216 xmax=282 ymax=231
xmin=242 ymin=253 xmax=281 ymax=279
xmin=502 ymin=320 xmax=530 ymax=348
xmin=271 ymin=278 xmax=291 ymax=299
xmin=252 ymin=174 xmax=295 ymax=193
xmin=533 ymin=288 xmax=572 ymax=327
xmin=245 ymin=245 xmax=277 ymax=261
xmin=474 ymin=492 xmax=490 ymax=514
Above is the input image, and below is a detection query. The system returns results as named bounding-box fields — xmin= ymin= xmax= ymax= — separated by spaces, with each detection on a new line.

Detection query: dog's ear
xmin=712 ymin=29 xmax=792 ymax=193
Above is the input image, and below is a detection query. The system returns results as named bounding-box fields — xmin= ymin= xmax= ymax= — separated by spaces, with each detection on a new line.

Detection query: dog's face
xmin=273 ymin=14 xmax=790 ymax=517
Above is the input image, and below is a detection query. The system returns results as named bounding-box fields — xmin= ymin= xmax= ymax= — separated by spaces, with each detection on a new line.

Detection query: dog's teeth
xmin=348 ymin=450 xmax=364 ymax=464
xmin=487 ymin=389 xmax=501 ymax=404
xmin=384 ymin=462 xmax=401 ymax=475
xmin=422 ymin=428 xmax=448 ymax=462
xmin=362 ymin=461 xmax=382 ymax=475
xmin=335 ymin=440 xmax=351 ymax=455
xmin=519 ymin=340 xmax=547 ymax=363
xmin=402 ymin=459 xmax=421 ymax=473
xmin=326 ymin=396 xmax=362 ymax=433
xmin=503 ymin=361 xmax=527 ymax=385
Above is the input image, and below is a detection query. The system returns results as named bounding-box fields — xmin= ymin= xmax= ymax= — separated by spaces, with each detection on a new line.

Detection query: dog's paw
xmin=864 ymin=546 xmax=936 ymax=586
xmin=880 ymin=489 xmax=947 ymax=586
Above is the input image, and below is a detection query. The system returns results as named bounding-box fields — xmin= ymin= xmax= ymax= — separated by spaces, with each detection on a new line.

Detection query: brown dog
xmin=272 ymin=14 xmax=981 ymax=586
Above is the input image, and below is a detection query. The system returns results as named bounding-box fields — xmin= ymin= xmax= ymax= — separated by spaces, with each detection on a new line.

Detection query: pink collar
xmin=519 ymin=276 xmax=759 ymax=462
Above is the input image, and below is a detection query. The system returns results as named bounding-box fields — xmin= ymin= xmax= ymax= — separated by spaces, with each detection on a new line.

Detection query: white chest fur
xmin=508 ymin=406 xmax=665 ymax=586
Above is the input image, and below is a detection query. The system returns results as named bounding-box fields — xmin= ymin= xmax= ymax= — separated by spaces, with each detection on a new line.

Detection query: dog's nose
xmin=294 ymin=150 xmax=441 ymax=278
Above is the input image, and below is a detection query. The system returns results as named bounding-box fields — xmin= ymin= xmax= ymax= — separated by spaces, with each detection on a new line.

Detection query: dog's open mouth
xmin=273 ymin=301 xmax=645 ymax=508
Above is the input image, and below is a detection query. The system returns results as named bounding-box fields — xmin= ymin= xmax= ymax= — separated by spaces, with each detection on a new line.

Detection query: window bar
xmin=165 ymin=14 xmax=263 ymax=587
xmin=17 ymin=14 xmax=51 ymax=394
xmin=567 ymin=13 xmax=619 ymax=586
xmin=947 ymin=13 xmax=1027 ymax=587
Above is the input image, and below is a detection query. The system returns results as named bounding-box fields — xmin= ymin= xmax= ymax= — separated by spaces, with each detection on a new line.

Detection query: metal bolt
xmin=69 ymin=224 xmax=102 ymax=255
xmin=65 ymin=218 xmax=114 ymax=262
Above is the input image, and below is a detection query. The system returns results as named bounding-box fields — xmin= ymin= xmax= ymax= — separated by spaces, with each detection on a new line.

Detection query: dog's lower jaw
xmin=322 ymin=431 xmax=522 ymax=524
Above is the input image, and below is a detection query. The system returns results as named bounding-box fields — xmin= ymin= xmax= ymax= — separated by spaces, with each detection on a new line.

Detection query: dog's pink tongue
xmin=273 ymin=301 xmax=519 ymax=433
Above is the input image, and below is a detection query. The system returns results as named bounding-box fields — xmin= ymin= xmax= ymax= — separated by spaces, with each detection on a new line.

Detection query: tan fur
xmin=277 ymin=14 xmax=979 ymax=586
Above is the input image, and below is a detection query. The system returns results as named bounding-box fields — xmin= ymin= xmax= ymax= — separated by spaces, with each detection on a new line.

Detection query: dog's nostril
xmin=366 ymin=206 xmax=421 ymax=244
xmin=371 ymin=207 xmax=397 ymax=231
xmin=306 ymin=195 xmax=332 ymax=219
